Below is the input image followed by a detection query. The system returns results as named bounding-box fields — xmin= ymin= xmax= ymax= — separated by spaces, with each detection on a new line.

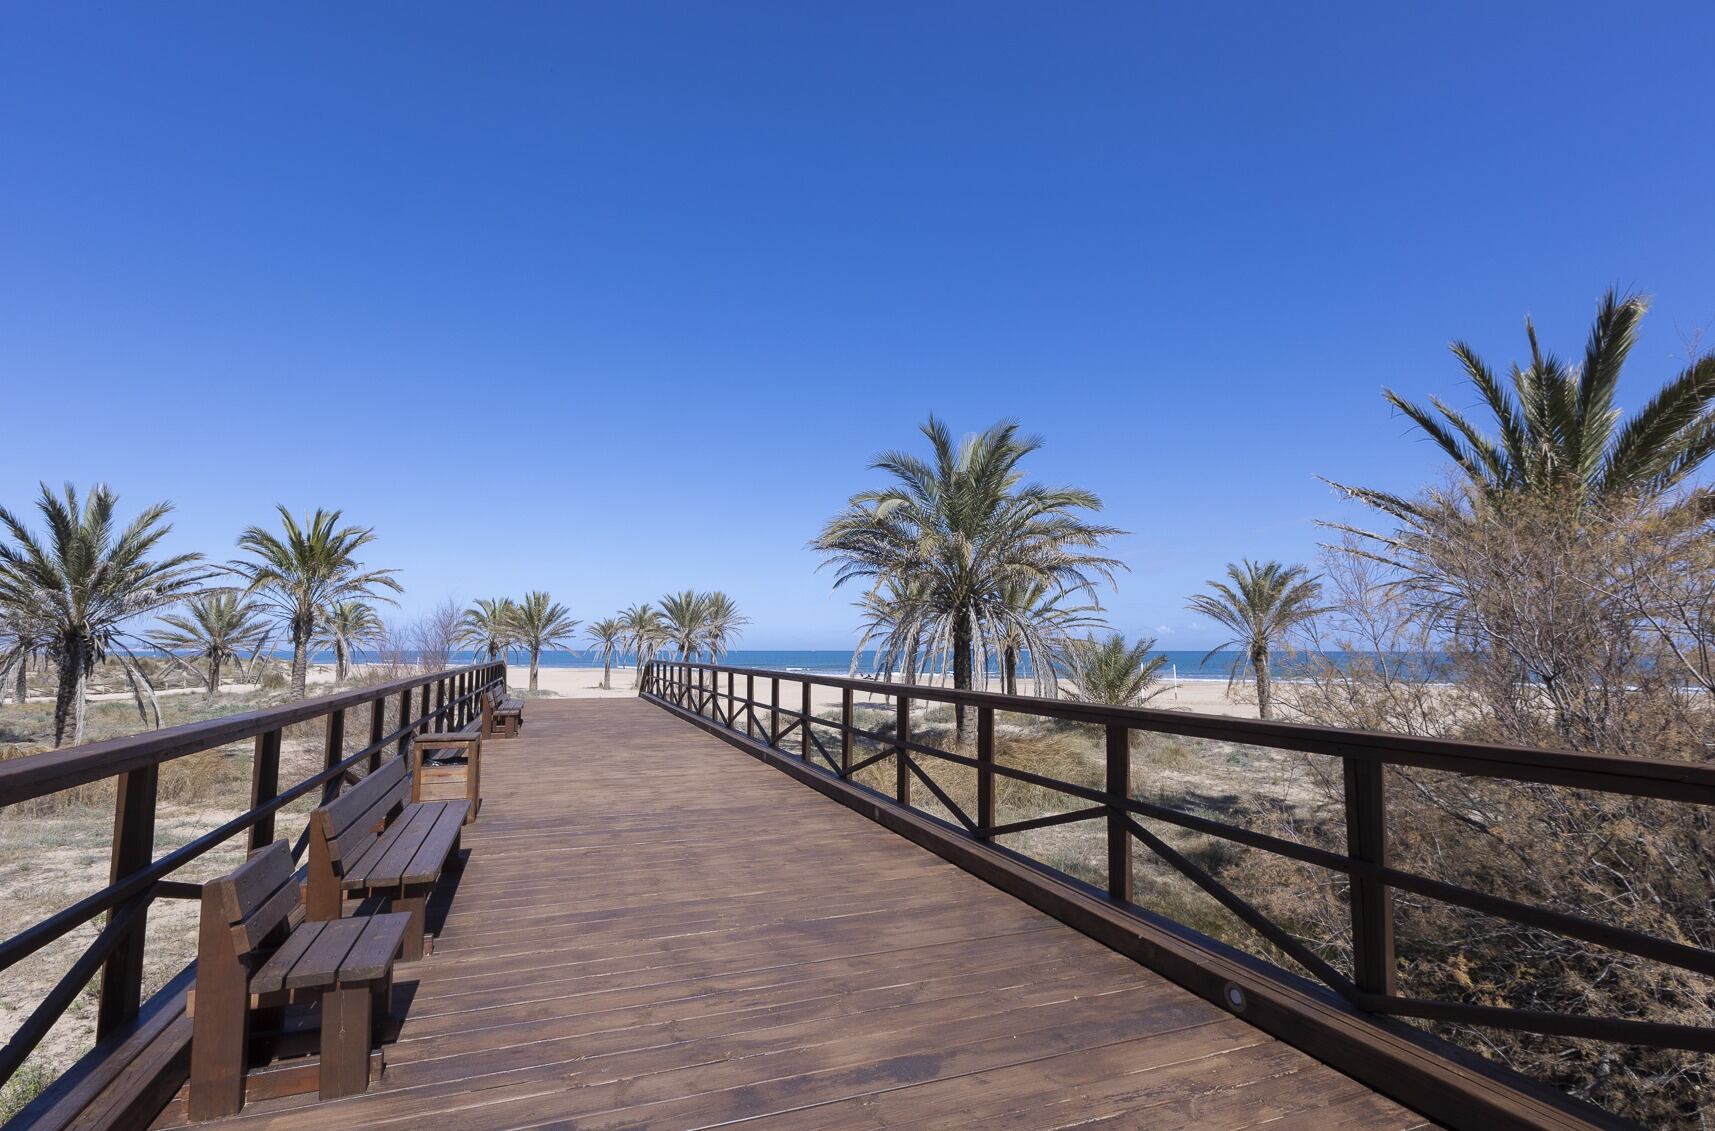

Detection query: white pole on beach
xmin=1172 ymin=664 xmax=1179 ymax=700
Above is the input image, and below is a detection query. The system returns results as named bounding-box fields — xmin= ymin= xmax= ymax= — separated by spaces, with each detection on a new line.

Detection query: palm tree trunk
xmin=602 ymin=657 xmax=611 ymax=690
xmin=73 ymin=666 xmax=88 ymax=746
xmin=206 ymin=653 xmax=222 ymax=702
xmin=289 ymin=635 xmax=310 ymax=699
xmin=335 ymin=641 xmax=349 ymax=683
xmin=52 ymin=645 xmax=84 ymax=748
xmin=1252 ymin=642 xmax=1272 ymax=720
xmin=529 ymin=647 xmax=540 ymax=692
xmin=1003 ymin=647 xmax=1018 ymax=696
xmin=952 ymin=619 xmax=973 ymax=736
xmin=13 ymin=657 xmax=25 ymax=706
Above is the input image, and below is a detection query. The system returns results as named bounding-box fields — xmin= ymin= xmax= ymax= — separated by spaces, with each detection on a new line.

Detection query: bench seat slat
xmin=250 ymin=921 xmax=328 ymax=996
xmin=401 ymin=802 xmax=470 ymax=886
xmin=348 ymin=805 xmax=441 ymax=890
xmin=340 ymin=913 xmax=412 ymax=983
xmin=285 ymin=918 xmax=367 ymax=990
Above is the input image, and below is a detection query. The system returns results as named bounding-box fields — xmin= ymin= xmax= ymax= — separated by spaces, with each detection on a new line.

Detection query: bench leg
xmin=395 ymin=883 xmax=433 ymax=960
xmin=371 ymin=971 xmax=394 ymax=1030
xmin=319 ymin=985 xmax=373 ymax=1099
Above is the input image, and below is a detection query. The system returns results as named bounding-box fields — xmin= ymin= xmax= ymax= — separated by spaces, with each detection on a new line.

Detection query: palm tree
xmin=232 ymin=507 xmax=401 ymax=698
xmin=659 ymin=590 xmax=710 ymax=660
xmin=459 ymin=597 xmax=519 ymax=661
xmin=1059 ymin=633 xmax=1168 ymax=707
xmin=1330 ymin=290 xmax=1715 ymax=522
xmin=315 ymin=600 xmax=385 ymax=683
xmin=850 ymin=575 xmax=934 ymax=684
xmin=816 ymin=416 xmax=1123 ymax=732
xmin=0 ymin=604 xmax=44 ymax=707
xmin=0 ymin=484 xmax=213 ymax=745
xmin=1187 ymin=560 xmax=1323 ymax=720
xmin=586 ymin=617 xmax=625 ymax=690
xmin=699 ymin=592 xmax=748 ymax=662
xmin=618 ymin=603 xmax=665 ymax=688
xmin=995 ymin=580 xmax=1103 ymax=696
xmin=511 ymin=591 xmax=579 ymax=692
xmin=151 ymin=592 xmax=271 ymax=701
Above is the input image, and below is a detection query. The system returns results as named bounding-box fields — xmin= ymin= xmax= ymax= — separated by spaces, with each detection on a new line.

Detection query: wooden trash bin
xmin=412 ymin=732 xmax=481 ymax=822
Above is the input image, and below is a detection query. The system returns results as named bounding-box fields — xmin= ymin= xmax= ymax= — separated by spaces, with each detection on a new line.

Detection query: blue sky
xmin=3 ymin=3 xmax=1712 ymax=649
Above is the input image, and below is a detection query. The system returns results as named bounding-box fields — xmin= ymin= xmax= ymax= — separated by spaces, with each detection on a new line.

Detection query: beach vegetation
xmin=511 ymin=590 xmax=579 ymax=692
xmin=314 ymin=600 xmax=385 ymax=683
xmin=0 ymin=483 xmax=214 ymax=746
xmin=231 ymin=506 xmax=401 ymax=698
xmin=459 ymin=597 xmax=520 ymax=661
xmin=586 ymin=617 xmax=625 ymax=689
xmin=816 ymin=416 xmax=1123 ymax=732
xmin=150 ymin=591 xmax=272 ymax=700
xmin=619 ymin=603 xmax=667 ymax=688
xmin=1186 ymin=559 xmax=1322 ymax=720
xmin=1058 ymin=632 xmax=1168 ymax=707
xmin=1329 ymin=289 xmax=1715 ymax=523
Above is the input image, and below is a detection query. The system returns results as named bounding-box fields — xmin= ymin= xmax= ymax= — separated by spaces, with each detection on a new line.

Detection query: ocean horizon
xmin=282 ymin=647 xmax=1443 ymax=682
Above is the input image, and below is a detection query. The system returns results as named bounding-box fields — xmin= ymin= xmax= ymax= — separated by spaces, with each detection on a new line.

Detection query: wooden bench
xmin=306 ymin=755 xmax=469 ymax=960
xmin=189 ymin=841 xmax=410 ymax=1119
xmin=413 ymin=719 xmax=482 ymax=822
xmin=486 ymin=683 xmax=523 ymax=737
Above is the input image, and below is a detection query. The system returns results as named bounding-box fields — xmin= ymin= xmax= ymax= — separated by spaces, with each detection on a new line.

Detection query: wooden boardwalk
xmin=159 ymin=696 xmax=1428 ymax=1130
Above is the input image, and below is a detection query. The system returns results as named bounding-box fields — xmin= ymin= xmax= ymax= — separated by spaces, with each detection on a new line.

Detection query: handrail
xmin=0 ymin=660 xmax=499 ymax=807
xmin=0 ymin=660 xmax=507 ymax=1093
xmin=658 ymin=660 xmax=1715 ymax=802
xmin=642 ymin=659 xmax=1715 ymax=1059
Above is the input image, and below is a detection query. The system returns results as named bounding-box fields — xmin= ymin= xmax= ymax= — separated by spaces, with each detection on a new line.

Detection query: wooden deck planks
xmin=155 ymin=696 xmax=1425 ymax=1130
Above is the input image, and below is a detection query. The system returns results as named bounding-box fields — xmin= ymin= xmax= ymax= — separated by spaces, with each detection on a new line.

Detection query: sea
xmin=297 ymin=648 xmax=1446 ymax=682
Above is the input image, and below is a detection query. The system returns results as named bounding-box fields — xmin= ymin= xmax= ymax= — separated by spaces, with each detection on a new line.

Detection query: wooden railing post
xmin=321 ymin=708 xmax=346 ymax=803
xmin=841 ymin=687 xmax=853 ymax=776
xmin=895 ymin=694 xmax=911 ymax=806
xmin=367 ymin=696 xmax=385 ymax=772
xmin=418 ymin=684 xmax=431 ymax=735
xmin=97 ymin=765 xmax=157 ymax=1038
xmin=1106 ymin=723 xmax=1132 ymax=902
xmin=728 ymin=670 xmax=736 ymax=728
xmin=745 ymin=674 xmax=755 ymax=738
xmin=1344 ymin=756 xmax=1397 ymax=996
xmin=770 ymin=677 xmax=780 ymax=747
xmin=434 ymin=679 xmax=446 ymax=732
xmin=397 ymin=688 xmax=413 ymax=759
xmin=976 ymin=706 xmax=995 ymax=837
xmin=801 ymin=681 xmax=811 ymax=761
xmin=248 ymin=728 xmax=282 ymax=851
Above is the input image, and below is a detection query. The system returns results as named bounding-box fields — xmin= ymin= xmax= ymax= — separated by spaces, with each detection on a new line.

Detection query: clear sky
xmin=3 ymin=3 xmax=1712 ymax=650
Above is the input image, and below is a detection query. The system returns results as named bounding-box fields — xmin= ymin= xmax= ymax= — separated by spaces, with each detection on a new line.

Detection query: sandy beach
xmin=497 ymin=663 xmax=1263 ymax=718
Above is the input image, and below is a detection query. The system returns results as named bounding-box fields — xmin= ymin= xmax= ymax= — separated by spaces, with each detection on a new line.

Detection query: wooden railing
xmin=642 ymin=659 xmax=1715 ymax=1056
xmin=0 ymin=660 xmax=507 ymax=1093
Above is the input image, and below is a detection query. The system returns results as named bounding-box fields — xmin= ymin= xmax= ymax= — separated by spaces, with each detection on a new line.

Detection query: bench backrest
xmin=202 ymin=840 xmax=297 ymax=962
xmin=311 ymin=755 xmax=410 ymax=875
